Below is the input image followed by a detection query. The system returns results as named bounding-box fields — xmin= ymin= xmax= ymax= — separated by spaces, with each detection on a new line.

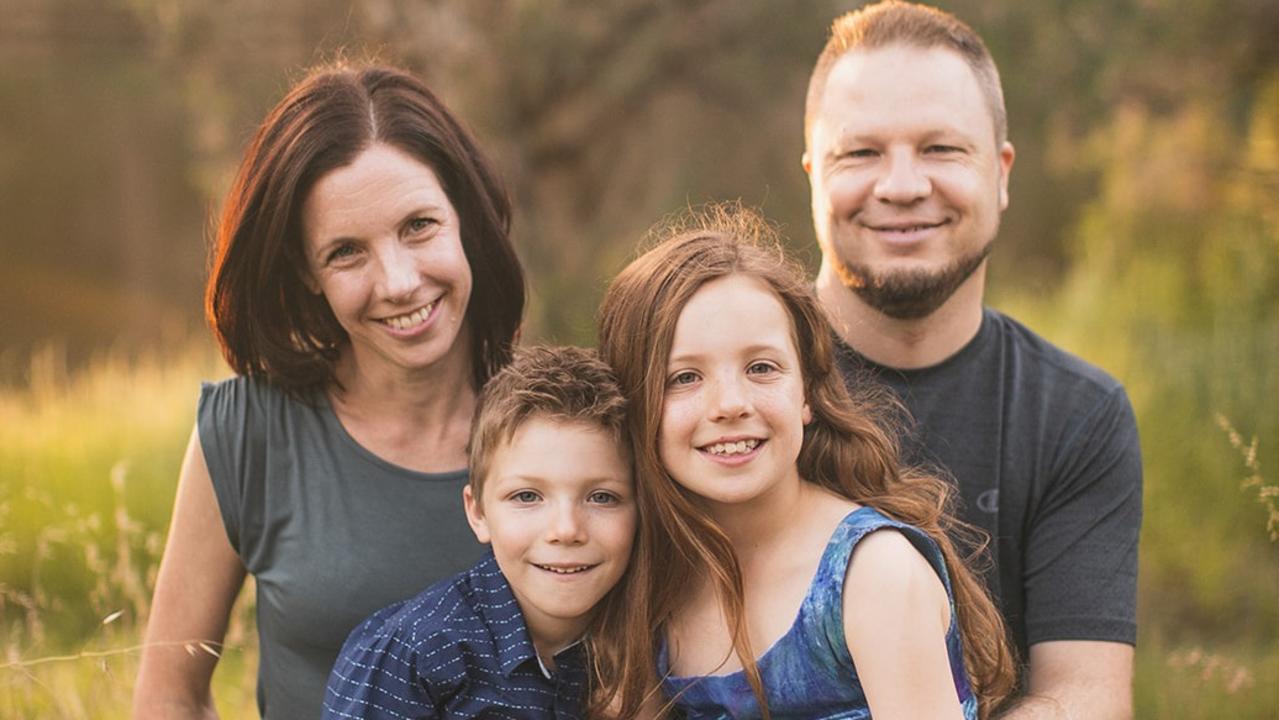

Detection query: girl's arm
xmin=843 ymin=529 xmax=964 ymax=720
xmin=132 ymin=427 xmax=247 ymax=719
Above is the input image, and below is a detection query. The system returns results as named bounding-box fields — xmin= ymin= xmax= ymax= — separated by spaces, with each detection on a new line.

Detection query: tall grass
xmin=0 ymin=342 xmax=258 ymax=719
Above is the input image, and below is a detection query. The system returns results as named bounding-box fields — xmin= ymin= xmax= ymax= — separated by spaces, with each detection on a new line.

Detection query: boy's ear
xmin=462 ymin=485 xmax=492 ymax=544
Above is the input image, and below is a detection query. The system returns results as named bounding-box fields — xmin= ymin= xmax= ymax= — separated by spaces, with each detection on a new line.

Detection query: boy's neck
xmin=523 ymin=608 xmax=589 ymax=672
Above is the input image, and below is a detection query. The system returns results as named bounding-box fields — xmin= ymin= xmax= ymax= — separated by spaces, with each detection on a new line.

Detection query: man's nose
xmin=873 ymin=149 xmax=931 ymax=204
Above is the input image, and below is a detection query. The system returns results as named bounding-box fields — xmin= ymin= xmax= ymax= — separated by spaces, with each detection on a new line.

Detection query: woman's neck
xmin=327 ymin=343 xmax=477 ymax=472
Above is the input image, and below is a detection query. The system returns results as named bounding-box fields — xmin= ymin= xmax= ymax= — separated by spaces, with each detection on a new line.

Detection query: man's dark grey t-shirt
xmin=198 ymin=376 xmax=485 ymax=720
xmin=835 ymin=308 xmax=1142 ymax=661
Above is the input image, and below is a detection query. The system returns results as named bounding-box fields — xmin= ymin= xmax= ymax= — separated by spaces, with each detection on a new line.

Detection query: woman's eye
xmin=511 ymin=490 xmax=540 ymax=504
xmin=407 ymin=217 xmax=437 ymax=235
xmin=747 ymin=361 xmax=777 ymax=375
xmin=325 ymin=243 xmax=358 ymax=264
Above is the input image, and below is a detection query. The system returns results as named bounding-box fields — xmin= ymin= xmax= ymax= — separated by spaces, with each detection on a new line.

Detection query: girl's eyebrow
xmin=667 ymin=342 xmax=790 ymax=366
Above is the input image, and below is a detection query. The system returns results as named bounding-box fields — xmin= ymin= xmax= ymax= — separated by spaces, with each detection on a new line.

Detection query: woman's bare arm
xmin=132 ymin=427 xmax=246 ymax=719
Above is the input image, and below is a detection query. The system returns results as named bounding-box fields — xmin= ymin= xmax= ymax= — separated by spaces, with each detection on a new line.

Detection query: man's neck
xmin=816 ymin=260 xmax=987 ymax=370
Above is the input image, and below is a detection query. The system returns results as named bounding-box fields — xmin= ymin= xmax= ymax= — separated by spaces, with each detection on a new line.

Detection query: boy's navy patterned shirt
xmin=322 ymin=551 xmax=587 ymax=720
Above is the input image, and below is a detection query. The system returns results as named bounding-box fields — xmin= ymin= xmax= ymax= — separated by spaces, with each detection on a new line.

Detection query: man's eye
xmin=926 ymin=145 xmax=963 ymax=154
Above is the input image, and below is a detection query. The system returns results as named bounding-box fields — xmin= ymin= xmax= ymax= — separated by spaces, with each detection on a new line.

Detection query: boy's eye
xmin=511 ymin=490 xmax=540 ymax=504
xmin=588 ymin=491 xmax=620 ymax=506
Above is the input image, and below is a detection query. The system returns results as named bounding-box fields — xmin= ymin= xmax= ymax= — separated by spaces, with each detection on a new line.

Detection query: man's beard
xmin=832 ymin=241 xmax=992 ymax=320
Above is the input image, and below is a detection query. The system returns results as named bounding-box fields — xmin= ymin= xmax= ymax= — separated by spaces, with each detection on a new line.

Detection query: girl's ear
xmin=462 ymin=485 xmax=492 ymax=544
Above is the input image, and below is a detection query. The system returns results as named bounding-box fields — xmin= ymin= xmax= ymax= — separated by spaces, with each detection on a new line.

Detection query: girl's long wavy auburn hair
xmin=592 ymin=204 xmax=1015 ymax=719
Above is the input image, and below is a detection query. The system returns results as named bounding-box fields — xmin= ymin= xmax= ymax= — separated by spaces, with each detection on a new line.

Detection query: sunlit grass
xmin=0 ymin=341 xmax=258 ymax=719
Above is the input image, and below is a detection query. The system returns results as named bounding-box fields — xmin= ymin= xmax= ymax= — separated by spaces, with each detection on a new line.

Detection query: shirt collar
xmin=470 ymin=552 xmax=589 ymax=680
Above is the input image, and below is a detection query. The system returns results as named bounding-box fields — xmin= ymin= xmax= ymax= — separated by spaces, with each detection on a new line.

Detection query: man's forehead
xmin=812 ymin=44 xmax=995 ymax=142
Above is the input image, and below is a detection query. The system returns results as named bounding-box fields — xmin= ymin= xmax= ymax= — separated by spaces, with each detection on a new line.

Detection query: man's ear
xmin=801 ymin=151 xmax=812 ymax=175
xmin=462 ymin=485 xmax=491 ymax=544
xmin=998 ymin=141 xmax=1016 ymax=211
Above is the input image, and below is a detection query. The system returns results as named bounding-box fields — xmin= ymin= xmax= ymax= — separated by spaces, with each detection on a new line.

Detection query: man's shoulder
xmin=985 ymin=308 xmax=1125 ymax=398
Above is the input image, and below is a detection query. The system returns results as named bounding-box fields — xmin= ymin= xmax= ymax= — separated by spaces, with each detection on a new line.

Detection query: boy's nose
xmin=546 ymin=503 xmax=587 ymax=545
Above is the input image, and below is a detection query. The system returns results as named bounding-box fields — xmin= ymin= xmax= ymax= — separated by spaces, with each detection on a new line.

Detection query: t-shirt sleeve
xmin=196 ymin=376 xmax=267 ymax=568
xmin=1022 ymin=385 xmax=1142 ymax=646
xmin=322 ymin=608 xmax=442 ymax=720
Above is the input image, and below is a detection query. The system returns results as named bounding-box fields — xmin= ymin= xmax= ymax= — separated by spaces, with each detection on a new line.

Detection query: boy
xmin=322 ymin=346 xmax=635 ymax=719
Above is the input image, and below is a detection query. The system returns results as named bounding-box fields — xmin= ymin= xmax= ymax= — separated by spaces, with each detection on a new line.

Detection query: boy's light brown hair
xmin=467 ymin=345 xmax=629 ymax=501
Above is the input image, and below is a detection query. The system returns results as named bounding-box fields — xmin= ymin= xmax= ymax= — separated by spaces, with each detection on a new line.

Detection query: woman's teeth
xmin=704 ymin=439 xmax=760 ymax=456
xmin=382 ymin=302 xmax=434 ymax=330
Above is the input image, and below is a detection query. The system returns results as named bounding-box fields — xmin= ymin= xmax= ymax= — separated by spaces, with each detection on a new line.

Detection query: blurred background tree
xmin=1 ymin=0 xmax=1276 ymax=717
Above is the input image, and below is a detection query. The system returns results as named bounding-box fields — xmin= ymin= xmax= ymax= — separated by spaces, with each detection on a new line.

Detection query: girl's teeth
xmin=706 ymin=439 xmax=760 ymax=456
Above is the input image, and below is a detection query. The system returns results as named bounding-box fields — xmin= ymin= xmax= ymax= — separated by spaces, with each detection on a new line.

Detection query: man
xmin=802 ymin=2 xmax=1142 ymax=718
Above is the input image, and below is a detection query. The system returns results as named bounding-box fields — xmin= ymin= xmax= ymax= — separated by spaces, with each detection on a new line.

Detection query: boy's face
xmin=464 ymin=416 xmax=635 ymax=649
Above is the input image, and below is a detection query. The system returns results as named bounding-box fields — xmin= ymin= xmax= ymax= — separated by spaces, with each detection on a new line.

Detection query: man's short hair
xmin=804 ymin=0 xmax=1008 ymax=147
xmin=468 ymin=345 xmax=629 ymax=501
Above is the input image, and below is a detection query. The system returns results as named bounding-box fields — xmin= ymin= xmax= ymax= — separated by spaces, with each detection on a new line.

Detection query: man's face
xmin=805 ymin=44 xmax=1015 ymax=320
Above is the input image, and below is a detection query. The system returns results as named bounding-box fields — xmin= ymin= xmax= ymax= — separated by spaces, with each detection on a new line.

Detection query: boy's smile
xmin=464 ymin=416 xmax=635 ymax=659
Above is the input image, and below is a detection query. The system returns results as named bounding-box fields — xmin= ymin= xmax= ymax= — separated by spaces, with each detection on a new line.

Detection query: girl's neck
xmin=706 ymin=473 xmax=819 ymax=566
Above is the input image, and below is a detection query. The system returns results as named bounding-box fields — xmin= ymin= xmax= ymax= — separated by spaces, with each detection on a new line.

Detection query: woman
xmin=133 ymin=62 xmax=525 ymax=720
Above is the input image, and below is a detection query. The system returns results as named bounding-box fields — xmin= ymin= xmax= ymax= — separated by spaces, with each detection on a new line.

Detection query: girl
xmin=134 ymin=63 xmax=524 ymax=720
xmin=594 ymin=205 xmax=1014 ymax=719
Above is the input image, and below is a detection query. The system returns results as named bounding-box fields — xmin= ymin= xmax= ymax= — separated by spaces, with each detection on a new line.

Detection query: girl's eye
xmin=511 ymin=490 xmax=540 ymax=504
xmin=668 ymin=370 xmax=700 ymax=387
xmin=588 ymin=491 xmax=620 ymax=506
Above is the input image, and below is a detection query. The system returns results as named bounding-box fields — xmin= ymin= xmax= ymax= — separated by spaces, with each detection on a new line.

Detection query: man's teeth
xmin=705 ymin=439 xmax=760 ymax=456
xmin=383 ymin=302 xmax=434 ymax=330
xmin=537 ymin=564 xmax=592 ymax=574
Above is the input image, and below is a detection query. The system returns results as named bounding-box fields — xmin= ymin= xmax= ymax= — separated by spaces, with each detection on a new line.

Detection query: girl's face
xmin=301 ymin=143 xmax=473 ymax=381
xmin=658 ymin=273 xmax=812 ymax=510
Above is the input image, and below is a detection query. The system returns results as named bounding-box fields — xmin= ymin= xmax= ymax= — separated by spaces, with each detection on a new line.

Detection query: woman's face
xmin=301 ymin=143 xmax=473 ymax=380
xmin=657 ymin=273 xmax=811 ymax=511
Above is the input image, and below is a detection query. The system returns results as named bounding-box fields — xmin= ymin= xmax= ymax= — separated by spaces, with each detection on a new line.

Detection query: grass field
xmin=1 ymin=323 xmax=1276 ymax=717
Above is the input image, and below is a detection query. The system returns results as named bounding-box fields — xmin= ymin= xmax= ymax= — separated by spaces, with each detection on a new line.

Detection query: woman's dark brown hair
xmin=206 ymin=61 xmax=524 ymax=392
xmin=594 ymin=204 xmax=1015 ymax=718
